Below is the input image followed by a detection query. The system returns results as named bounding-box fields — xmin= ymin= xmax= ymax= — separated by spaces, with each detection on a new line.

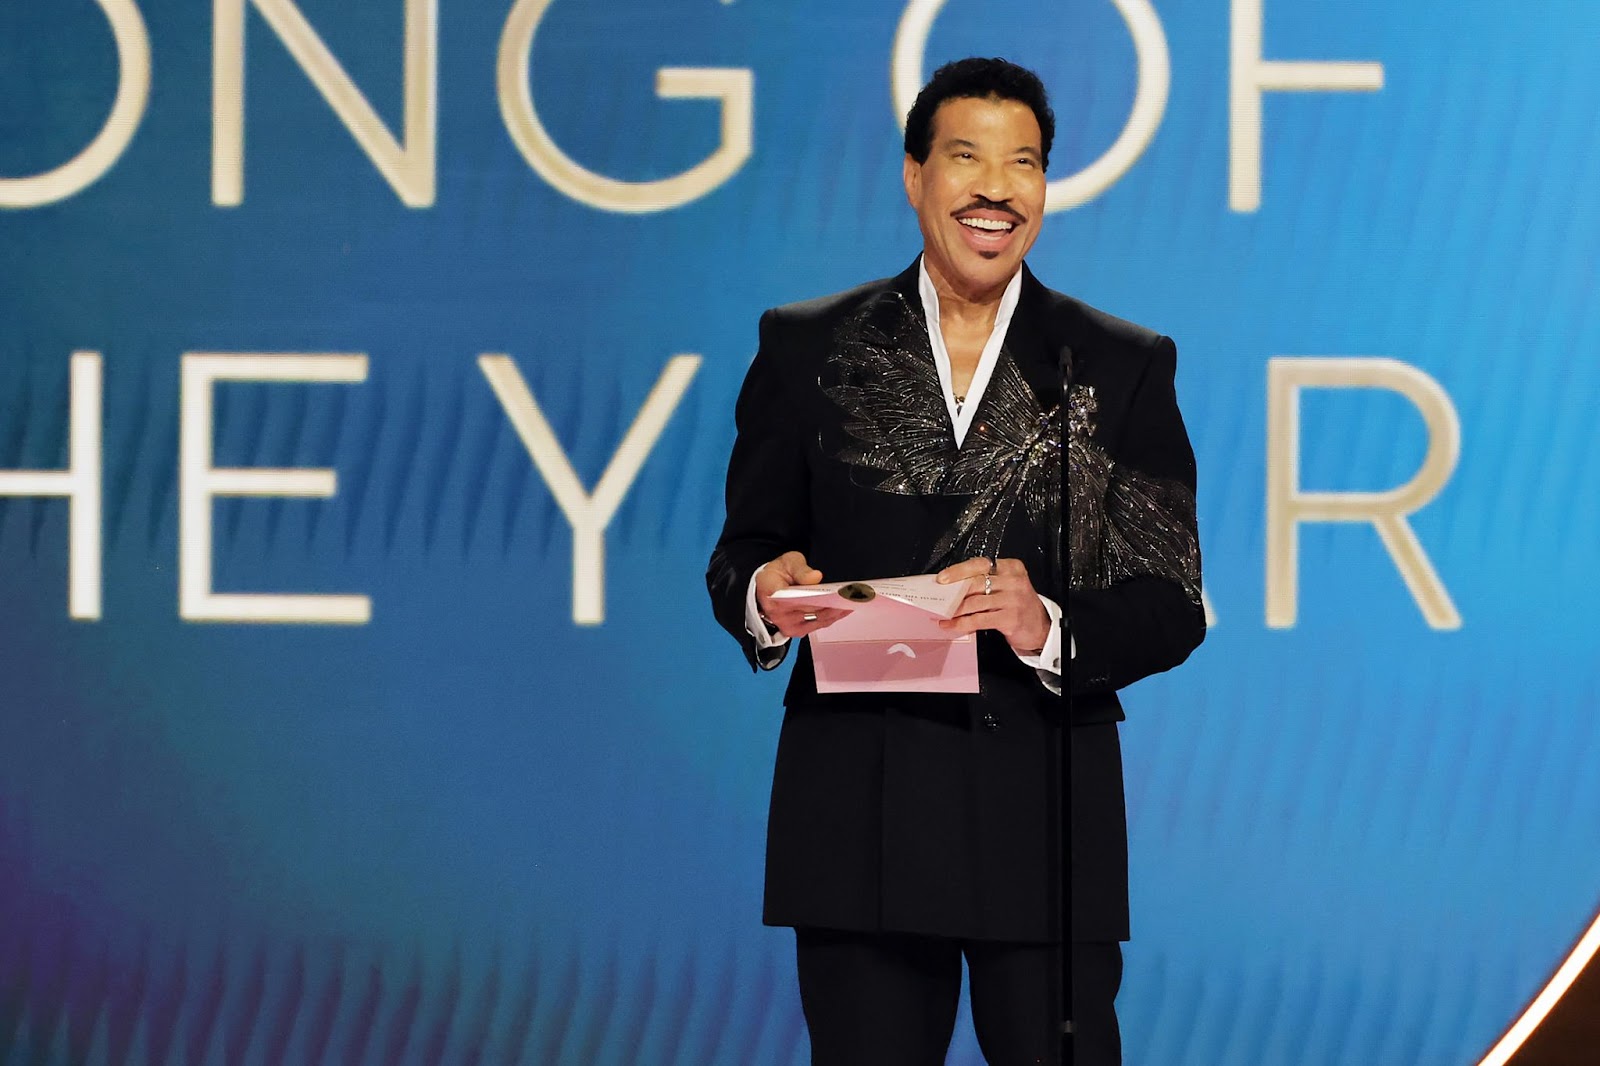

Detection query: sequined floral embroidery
xmin=823 ymin=290 xmax=1200 ymax=602
xmin=822 ymin=292 xmax=1060 ymax=571
xmin=1068 ymin=383 xmax=1202 ymax=604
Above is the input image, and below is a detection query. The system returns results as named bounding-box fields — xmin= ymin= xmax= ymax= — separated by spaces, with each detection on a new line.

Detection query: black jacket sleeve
xmin=706 ymin=309 xmax=811 ymax=671
xmin=1068 ymin=335 xmax=1205 ymax=695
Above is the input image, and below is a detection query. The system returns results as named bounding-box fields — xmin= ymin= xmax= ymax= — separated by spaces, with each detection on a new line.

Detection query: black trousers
xmin=794 ymin=929 xmax=1122 ymax=1066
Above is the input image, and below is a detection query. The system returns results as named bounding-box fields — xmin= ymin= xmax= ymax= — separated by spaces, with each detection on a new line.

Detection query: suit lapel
xmin=892 ymin=257 xmax=1065 ymax=436
xmin=884 ymin=257 xmax=960 ymax=449
xmin=872 ymin=257 xmax=1064 ymax=444
xmin=1002 ymin=264 xmax=1068 ymax=411
xmin=889 ymin=257 xmax=925 ymax=314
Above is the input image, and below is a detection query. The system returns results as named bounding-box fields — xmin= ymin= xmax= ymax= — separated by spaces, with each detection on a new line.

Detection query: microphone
xmin=1056 ymin=344 xmax=1073 ymax=593
xmin=1055 ymin=340 xmax=1075 ymax=1060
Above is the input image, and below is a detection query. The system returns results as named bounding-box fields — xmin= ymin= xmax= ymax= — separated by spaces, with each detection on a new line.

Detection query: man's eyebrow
xmin=938 ymin=138 xmax=1042 ymax=159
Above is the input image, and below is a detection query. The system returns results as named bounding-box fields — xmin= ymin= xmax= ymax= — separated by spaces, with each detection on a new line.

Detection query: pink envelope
xmin=773 ymin=576 xmax=979 ymax=693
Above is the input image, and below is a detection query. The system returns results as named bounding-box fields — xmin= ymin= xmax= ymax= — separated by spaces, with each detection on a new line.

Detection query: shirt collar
xmin=917 ymin=258 xmax=1024 ymax=446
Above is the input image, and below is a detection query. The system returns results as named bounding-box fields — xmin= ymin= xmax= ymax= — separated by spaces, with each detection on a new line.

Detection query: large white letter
xmin=496 ymin=0 xmax=752 ymax=213
xmin=892 ymin=0 xmax=1168 ymax=212
xmin=1266 ymin=357 xmax=1460 ymax=630
xmin=213 ymin=0 xmax=437 ymax=206
xmin=180 ymin=354 xmax=370 ymax=623
xmin=1230 ymin=0 xmax=1384 ymax=212
xmin=0 ymin=353 xmax=103 ymax=619
xmin=0 ymin=0 xmax=150 ymax=209
xmin=480 ymin=354 xmax=700 ymax=624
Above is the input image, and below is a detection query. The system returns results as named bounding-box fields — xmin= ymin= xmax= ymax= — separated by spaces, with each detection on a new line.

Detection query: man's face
xmin=904 ymin=95 xmax=1047 ymax=301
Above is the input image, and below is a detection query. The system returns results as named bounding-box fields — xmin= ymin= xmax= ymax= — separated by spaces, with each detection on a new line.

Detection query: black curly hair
xmin=904 ymin=58 xmax=1056 ymax=171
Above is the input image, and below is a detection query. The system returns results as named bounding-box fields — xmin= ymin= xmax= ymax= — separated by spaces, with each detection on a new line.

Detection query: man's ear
xmin=903 ymin=154 xmax=921 ymax=207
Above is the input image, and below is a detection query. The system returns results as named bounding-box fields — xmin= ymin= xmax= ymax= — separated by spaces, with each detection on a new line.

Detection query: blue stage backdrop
xmin=4 ymin=2 xmax=1599 ymax=1064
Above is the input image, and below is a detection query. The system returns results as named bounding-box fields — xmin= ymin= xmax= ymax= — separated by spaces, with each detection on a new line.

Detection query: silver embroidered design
xmin=1068 ymin=384 xmax=1202 ymax=604
xmin=823 ymin=291 xmax=1200 ymax=600
xmin=931 ymin=356 xmax=1060 ymax=568
xmin=822 ymin=293 xmax=953 ymax=497
xmin=822 ymin=292 xmax=1060 ymax=570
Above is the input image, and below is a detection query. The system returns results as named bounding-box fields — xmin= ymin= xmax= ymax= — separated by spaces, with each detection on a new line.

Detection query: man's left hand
xmin=936 ymin=557 xmax=1052 ymax=654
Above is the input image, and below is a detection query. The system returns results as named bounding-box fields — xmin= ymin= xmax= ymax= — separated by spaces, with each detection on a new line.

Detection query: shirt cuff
xmin=1014 ymin=595 xmax=1064 ymax=680
xmin=745 ymin=564 xmax=792 ymax=652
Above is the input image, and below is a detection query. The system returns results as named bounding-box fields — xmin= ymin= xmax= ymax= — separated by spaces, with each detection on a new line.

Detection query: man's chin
xmin=948 ymin=254 xmax=1020 ymax=289
xmin=925 ymin=246 xmax=1024 ymax=296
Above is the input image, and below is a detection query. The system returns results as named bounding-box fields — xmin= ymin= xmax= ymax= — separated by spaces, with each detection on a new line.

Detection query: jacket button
xmin=981 ymin=712 xmax=999 ymax=732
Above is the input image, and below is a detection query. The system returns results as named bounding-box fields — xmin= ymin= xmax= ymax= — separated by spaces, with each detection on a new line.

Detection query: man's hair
xmin=904 ymin=58 xmax=1056 ymax=171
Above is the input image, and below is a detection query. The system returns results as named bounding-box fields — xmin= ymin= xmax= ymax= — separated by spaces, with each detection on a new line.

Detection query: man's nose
xmin=970 ymin=161 xmax=1013 ymax=204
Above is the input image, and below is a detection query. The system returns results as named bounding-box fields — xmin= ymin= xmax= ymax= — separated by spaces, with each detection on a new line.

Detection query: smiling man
xmin=708 ymin=58 xmax=1204 ymax=1066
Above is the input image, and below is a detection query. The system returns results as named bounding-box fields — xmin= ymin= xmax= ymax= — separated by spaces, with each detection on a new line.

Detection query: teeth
xmin=959 ymin=217 xmax=1014 ymax=232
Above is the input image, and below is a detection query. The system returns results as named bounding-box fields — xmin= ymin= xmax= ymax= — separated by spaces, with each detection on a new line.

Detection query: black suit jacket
xmin=707 ymin=260 xmax=1203 ymax=942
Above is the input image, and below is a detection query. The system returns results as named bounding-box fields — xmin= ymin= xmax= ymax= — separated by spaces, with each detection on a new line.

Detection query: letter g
xmin=497 ymin=0 xmax=753 ymax=214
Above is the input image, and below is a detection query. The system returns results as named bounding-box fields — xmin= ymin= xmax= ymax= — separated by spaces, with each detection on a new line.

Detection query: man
xmin=707 ymin=58 xmax=1204 ymax=1065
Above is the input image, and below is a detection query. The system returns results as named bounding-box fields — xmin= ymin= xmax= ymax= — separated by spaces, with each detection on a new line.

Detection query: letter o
xmin=891 ymin=0 xmax=1169 ymax=212
xmin=0 ymin=0 xmax=152 ymax=209
xmin=497 ymin=0 xmax=753 ymax=214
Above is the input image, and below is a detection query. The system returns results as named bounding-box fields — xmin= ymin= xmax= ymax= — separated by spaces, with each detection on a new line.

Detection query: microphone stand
xmin=1058 ymin=344 xmax=1075 ymax=1064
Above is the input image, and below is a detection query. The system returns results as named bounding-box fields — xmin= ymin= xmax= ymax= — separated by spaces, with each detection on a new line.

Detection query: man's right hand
xmin=755 ymin=551 xmax=851 ymax=638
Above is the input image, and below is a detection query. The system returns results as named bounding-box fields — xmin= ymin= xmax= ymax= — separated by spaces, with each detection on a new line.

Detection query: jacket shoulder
xmin=1041 ymin=286 xmax=1166 ymax=355
xmin=1025 ymin=280 xmax=1175 ymax=394
xmin=765 ymin=274 xmax=903 ymax=329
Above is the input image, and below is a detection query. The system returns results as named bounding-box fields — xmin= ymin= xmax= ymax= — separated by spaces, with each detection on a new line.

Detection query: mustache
xmin=952 ymin=198 xmax=1025 ymax=222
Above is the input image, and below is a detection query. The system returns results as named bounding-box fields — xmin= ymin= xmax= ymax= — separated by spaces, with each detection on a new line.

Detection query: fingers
xmin=946 ymin=592 xmax=1003 ymax=620
xmin=773 ymin=606 xmax=850 ymax=638
xmin=940 ymin=596 xmax=1050 ymax=651
xmin=777 ymin=550 xmax=824 ymax=585
xmin=938 ymin=561 xmax=1044 ymax=646
xmin=755 ymin=551 xmax=823 ymax=604
xmin=945 ymin=570 xmax=1030 ymax=615
xmin=754 ymin=568 xmax=790 ymax=598
xmin=941 ymin=583 xmax=1010 ymax=631
xmin=938 ymin=601 xmax=1004 ymax=635
xmin=995 ymin=557 xmax=1029 ymax=577
xmin=936 ymin=556 xmax=1031 ymax=582
xmin=756 ymin=552 xmax=841 ymax=635
xmin=936 ymin=556 xmax=992 ymax=584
